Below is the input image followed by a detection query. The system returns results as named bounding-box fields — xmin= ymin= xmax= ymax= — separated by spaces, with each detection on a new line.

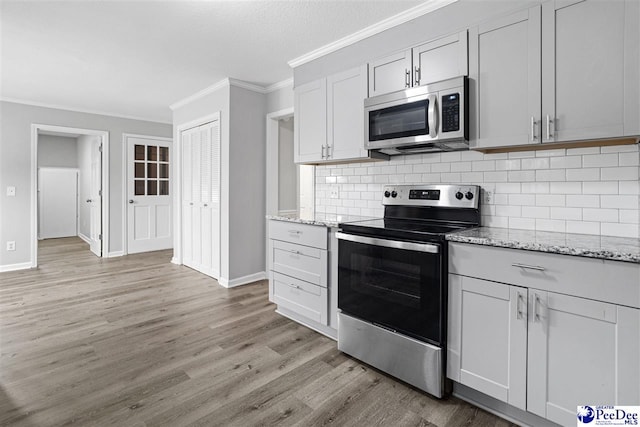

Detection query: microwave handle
xmin=428 ymin=94 xmax=438 ymax=138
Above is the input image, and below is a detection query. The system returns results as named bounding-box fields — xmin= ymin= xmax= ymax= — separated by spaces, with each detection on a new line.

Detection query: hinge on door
xmin=98 ymin=190 xmax=102 ymax=196
xmin=99 ymin=144 xmax=103 ymax=152
xmin=98 ymin=234 xmax=102 ymax=240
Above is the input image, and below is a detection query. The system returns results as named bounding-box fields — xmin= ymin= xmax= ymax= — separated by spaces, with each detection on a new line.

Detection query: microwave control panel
xmin=441 ymin=93 xmax=460 ymax=133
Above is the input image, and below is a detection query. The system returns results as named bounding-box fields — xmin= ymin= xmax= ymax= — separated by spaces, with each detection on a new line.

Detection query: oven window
xmin=369 ymin=99 xmax=429 ymax=141
xmin=338 ymin=238 xmax=442 ymax=345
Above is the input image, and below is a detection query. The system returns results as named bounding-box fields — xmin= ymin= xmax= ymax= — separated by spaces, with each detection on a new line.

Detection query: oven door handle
xmin=336 ymin=232 xmax=439 ymax=254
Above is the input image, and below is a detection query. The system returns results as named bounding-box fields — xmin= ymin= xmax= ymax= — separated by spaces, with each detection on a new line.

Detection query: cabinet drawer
xmin=449 ymin=243 xmax=640 ymax=309
xmin=269 ymin=220 xmax=327 ymax=249
xmin=272 ymin=272 xmax=328 ymax=325
xmin=270 ymin=240 xmax=328 ymax=287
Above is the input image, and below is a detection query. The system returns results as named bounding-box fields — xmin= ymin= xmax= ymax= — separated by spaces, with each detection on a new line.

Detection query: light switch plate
xmin=6 ymin=241 xmax=15 ymax=251
xmin=6 ymin=186 xmax=16 ymax=197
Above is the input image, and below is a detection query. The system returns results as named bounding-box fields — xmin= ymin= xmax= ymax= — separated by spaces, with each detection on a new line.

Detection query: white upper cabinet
xmin=295 ymin=65 xmax=376 ymax=164
xmin=471 ymin=0 xmax=639 ymax=149
xmin=368 ymin=30 xmax=468 ymax=97
xmin=294 ymin=79 xmax=327 ymax=164
xmin=542 ymin=0 xmax=639 ymax=142
xmin=470 ymin=7 xmax=541 ymax=149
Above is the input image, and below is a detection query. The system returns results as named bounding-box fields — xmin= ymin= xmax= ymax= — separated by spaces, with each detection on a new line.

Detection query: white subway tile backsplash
xmin=315 ymin=144 xmax=639 ymax=237
xmin=566 ymin=195 xmax=599 ymax=208
xmin=601 ymin=166 xmax=639 ymax=181
xmin=582 ymin=153 xmax=618 ymax=168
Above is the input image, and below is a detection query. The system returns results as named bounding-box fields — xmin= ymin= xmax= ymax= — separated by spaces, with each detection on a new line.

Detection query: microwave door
xmin=427 ymin=94 xmax=438 ymax=139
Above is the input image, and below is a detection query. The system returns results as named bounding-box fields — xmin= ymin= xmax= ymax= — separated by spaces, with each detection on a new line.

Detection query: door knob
xmin=86 ymin=199 xmax=92 ymax=203
xmin=128 ymin=200 xmax=134 ymax=204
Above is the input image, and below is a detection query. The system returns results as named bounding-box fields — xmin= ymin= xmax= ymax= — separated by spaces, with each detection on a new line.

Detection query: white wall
xmin=315 ymin=145 xmax=640 ymax=238
xmin=38 ymin=135 xmax=78 ymax=168
xmin=278 ymin=118 xmax=296 ymax=212
xmin=266 ymin=82 xmax=294 ymax=114
xmin=0 ymin=101 xmax=172 ymax=267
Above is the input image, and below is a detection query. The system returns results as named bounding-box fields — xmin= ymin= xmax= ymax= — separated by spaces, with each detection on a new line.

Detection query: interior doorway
xmin=31 ymin=124 xmax=109 ymax=267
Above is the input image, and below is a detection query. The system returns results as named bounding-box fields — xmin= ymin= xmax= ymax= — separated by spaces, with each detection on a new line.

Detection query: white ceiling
xmin=1 ymin=0 xmax=426 ymax=124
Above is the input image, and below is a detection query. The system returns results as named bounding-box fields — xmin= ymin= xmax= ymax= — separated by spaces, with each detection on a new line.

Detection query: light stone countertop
xmin=446 ymin=227 xmax=640 ymax=263
xmin=266 ymin=213 xmax=377 ymax=228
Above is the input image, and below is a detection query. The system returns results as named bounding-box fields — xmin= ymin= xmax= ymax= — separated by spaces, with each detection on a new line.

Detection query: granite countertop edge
xmin=446 ymin=228 xmax=640 ymax=264
xmin=266 ymin=214 xmax=374 ymax=228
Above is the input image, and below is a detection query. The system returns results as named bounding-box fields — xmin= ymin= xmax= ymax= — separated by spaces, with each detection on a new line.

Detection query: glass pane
xmin=159 ymin=180 xmax=169 ymax=195
xmin=147 ymin=163 xmax=157 ymax=178
xmin=159 ymin=147 xmax=169 ymax=162
xmin=135 ymin=162 xmax=145 ymax=178
xmin=147 ymin=146 xmax=157 ymax=161
xmin=135 ymin=180 xmax=145 ymax=195
xmin=159 ymin=163 xmax=169 ymax=179
xmin=147 ymin=180 xmax=157 ymax=195
xmin=135 ymin=145 xmax=145 ymax=160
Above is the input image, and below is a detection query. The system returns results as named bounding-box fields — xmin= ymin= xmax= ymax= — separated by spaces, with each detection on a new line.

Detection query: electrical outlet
xmin=6 ymin=186 xmax=16 ymax=197
xmin=329 ymin=186 xmax=339 ymax=199
xmin=6 ymin=241 xmax=15 ymax=251
xmin=484 ymin=190 xmax=492 ymax=204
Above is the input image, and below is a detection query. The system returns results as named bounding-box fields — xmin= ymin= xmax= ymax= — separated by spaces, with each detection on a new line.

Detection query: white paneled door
xmin=88 ymin=141 xmax=102 ymax=256
xmin=181 ymin=119 xmax=220 ymax=278
xmin=126 ymin=136 xmax=172 ymax=254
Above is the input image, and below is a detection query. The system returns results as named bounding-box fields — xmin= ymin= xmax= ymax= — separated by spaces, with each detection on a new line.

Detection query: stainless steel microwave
xmin=364 ymin=76 xmax=468 ymax=155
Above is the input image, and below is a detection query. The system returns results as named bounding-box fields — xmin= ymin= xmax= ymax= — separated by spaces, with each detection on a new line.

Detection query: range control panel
xmin=382 ymin=184 xmax=480 ymax=209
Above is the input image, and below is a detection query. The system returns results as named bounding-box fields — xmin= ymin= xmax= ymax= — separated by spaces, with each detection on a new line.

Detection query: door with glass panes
xmin=127 ymin=135 xmax=172 ymax=254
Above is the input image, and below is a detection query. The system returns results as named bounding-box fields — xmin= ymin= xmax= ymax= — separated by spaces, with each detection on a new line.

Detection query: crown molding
xmin=0 ymin=97 xmax=171 ymax=124
xmin=265 ymin=78 xmax=293 ymax=93
xmin=287 ymin=0 xmax=458 ymax=68
xmin=227 ymin=78 xmax=269 ymax=94
xmin=169 ymin=78 xmax=231 ymax=110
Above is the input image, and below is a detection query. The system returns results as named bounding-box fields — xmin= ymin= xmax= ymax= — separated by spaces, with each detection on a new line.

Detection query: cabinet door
xmin=368 ymin=49 xmax=412 ymax=96
xmin=327 ymin=65 xmax=367 ymax=161
xmin=294 ymin=79 xmax=326 ymax=163
xmin=527 ymin=291 xmax=640 ymax=426
xmin=541 ymin=0 xmax=630 ymax=142
xmin=413 ymin=30 xmax=468 ymax=87
xmin=469 ymin=7 xmax=541 ymax=149
xmin=448 ymin=274 xmax=527 ymax=410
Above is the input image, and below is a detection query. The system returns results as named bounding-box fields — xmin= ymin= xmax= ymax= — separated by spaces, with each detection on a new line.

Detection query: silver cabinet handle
xmin=530 ymin=116 xmax=537 ymax=141
xmin=189 ymin=202 xmax=194 ymax=206
xmin=203 ymin=203 xmax=208 ymax=207
xmin=414 ymin=66 xmax=420 ymax=86
xmin=336 ymin=231 xmax=439 ymax=254
xmin=289 ymin=283 xmax=301 ymax=289
xmin=533 ymin=293 xmax=541 ymax=322
xmin=512 ymin=262 xmax=545 ymax=271
xmin=321 ymin=145 xmax=326 ymax=159
xmin=427 ymin=94 xmax=438 ymax=138
xmin=405 ymin=69 xmax=410 ymax=88
xmin=289 ymin=249 xmax=301 ymax=255
xmin=288 ymin=230 xmax=302 ymax=234
xmin=546 ymin=115 xmax=553 ymax=140
xmin=516 ymin=292 xmax=525 ymax=320
xmin=128 ymin=199 xmax=134 ymax=204
xmin=327 ymin=144 xmax=332 ymax=158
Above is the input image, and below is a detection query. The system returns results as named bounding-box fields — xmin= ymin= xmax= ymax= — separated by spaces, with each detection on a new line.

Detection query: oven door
xmin=336 ymin=231 xmax=443 ymax=346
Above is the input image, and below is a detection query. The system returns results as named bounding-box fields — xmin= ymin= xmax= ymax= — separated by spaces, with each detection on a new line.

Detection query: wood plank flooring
xmin=0 ymin=237 xmax=515 ymax=426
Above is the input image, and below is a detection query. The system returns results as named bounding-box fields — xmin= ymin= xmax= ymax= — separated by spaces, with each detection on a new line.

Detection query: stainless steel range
xmin=336 ymin=184 xmax=480 ymax=397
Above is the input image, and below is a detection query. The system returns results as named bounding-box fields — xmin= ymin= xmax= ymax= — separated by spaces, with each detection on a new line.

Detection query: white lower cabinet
xmin=268 ymin=219 xmax=338 ymax=339
xmin=448 ymin=242 xmax=640 ymax=427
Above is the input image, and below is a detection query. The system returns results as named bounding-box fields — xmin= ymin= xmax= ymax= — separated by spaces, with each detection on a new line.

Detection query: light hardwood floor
xmin=0 ymin=238 xmax=515 ymax=426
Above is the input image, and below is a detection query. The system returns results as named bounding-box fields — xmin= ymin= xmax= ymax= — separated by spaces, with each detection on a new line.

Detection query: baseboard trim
xmin=107 ymin=251 xmax=124 ymax=258
xmin=78 ymin=233 xmax=91 ymax=244
xmin=171 ymin=257 xmax=181 ymax=265
xmin=0 ymin=262 xmax=33 ymax=272
xmin=218 ymin=271 xmax=268 ymax=288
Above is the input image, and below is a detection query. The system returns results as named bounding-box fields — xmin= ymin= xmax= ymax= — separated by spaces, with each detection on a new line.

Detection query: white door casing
xmin=88 ymin=141 xmax=102 ymax=256
xmin=126 ymin=135 xmax=173 ymax=254
xmin=38 ymin=168 xmax=79 ymax=239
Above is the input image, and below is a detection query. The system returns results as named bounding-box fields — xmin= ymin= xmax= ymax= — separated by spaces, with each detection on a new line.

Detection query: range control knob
xmin=455 ymin=191 xmax=464 ymax=200
xmin=391 ymin=191 xmax=398 ymax=198
xmin=465 ymin=191 xmax=474 ymax=200
xmin=384 ymin=191 xmax=391 ymax=198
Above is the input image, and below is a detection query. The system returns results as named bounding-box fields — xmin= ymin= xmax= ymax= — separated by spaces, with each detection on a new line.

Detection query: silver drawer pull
xmin=289 ymin=250 xmax=301 ymax=255
xmin=533 ymin=293 xmax=541 ymax=322
xmin=288 ymin=230 xmax=302 ymax=234
xmin=516 ymin=292 xmax=525 ymax=320
xmin=289 ymin=283 xmax=301 ymax=289
xmin=512 ymin=263 xmax=545 ymax=272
